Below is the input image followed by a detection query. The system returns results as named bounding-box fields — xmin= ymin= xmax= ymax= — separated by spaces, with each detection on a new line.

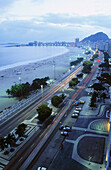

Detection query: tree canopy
xmin=77 ymin=73 xmax=83 ymax=78
xmin=97 ymin=73 xmax=111 ymax=85
xmin=15 ymin=123 xmax=27 ymax=137
xmin=90 ymin=53 xmax=99 ymax=61
xmin=6 ymin=77 xmax=49 ymax=97
xmin=69 ymin=77 xmax=80 ymax=87
xmin=37 ymin=104 xmax=52 ymax=122
xmin=70 ymin=57 xmax=83 ymax=66
xmin=90 ymin=83 xmax=106 ymax=91
xmin=51 ymin=95 xmax=63 ymax=107
xmin=82 ymin=61 xmax=93 ymax=73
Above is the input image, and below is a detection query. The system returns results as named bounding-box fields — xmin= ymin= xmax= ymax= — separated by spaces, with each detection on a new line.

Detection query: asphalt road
xmin=3 ymin=52 xmax=102 ymax=169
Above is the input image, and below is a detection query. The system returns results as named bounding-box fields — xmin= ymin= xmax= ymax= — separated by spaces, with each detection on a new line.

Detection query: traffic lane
xmin=19 ymin=107 xmax=70 ymax=169
xmin=30 ymin=111 xmax=78 ymax=169
xmin=48 ymin=141 xmax=89 ymax=170
xmin=30 ymin=93 xmax=84 ymax=169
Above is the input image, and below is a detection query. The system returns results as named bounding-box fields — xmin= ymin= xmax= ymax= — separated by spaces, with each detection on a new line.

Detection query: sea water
xmin=0 ymin=46 xmax=69 ymax=70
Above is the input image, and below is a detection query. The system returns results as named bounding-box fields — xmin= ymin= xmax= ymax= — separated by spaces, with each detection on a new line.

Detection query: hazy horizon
xmin=0 ymin=0 xmax=111 ymax=43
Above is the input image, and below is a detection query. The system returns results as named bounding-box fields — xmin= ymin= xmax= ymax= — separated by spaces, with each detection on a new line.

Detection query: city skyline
xmin=0 ymin=0 xmax=111 ymax=43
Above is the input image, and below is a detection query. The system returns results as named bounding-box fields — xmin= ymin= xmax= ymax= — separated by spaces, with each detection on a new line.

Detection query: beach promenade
xmin=0 ymin=47 xmax=85 ymax=111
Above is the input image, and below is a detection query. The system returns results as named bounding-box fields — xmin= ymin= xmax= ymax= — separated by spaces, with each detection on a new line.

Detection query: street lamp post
xmin=19 ymin=77 xmax=22 ymax=96
xmin=69 ymin=57 xmax=71 ymax=70
xmin=19 ymin=77 xmax=21 ymax=84
xmin=41 ymin=85 xmax=43 ymax=98
xmin=68 ymin=69 xmax=71 ymax=83
xmin=53 ymin=58 xmax=56 ymax=80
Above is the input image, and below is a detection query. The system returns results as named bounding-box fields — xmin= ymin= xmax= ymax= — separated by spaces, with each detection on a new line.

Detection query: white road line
xmin=18 ymin=157 xmax=23 ymax=162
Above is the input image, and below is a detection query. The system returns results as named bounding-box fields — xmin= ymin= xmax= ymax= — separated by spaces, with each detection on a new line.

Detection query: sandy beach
xmin=0 ymin=47 xmax=85 ymax=110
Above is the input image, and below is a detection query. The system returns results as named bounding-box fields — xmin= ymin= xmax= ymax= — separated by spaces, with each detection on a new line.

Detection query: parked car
xmin=75 ymin=107 xmax=82 ymax=111
xmin=73 ymin=110 xmax=80 ymax=114
xmin=79 ymin=100 xmax=85 ymax=104
xmin=74 ymin=101 xmax=79 ymax=106
xmin=71 ymin=113 xmax=79 ymax=118
xmin=63 ymin=125 xmax=72 ymax=131
xmin=38 ymin=167 xmax=47 ymax=170
xmin=106 ymin=94 xmax=110 ymax=98
xmin=59 ymin=125 xmax=64 ymax=130
xmin=64 ymin=125 xmax=71 ymax=129
xmin=61 ymin=131 xmax=69 ymax=136
xmin=106 ymin=110 xmax=110 ymax=118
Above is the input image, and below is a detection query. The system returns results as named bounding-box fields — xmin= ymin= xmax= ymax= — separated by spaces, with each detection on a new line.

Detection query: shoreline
xmin=0 ymin=46 xmax=69 ymax=71
xmin=0 ymin=47 xmax=85 ymax=110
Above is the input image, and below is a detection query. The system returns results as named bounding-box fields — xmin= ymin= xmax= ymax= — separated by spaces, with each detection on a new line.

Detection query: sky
xmin=0 ymin=0 xmax=111 ymax=43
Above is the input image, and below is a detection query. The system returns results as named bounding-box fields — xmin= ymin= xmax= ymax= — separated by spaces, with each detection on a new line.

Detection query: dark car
xmin=59 ymin=125 xmax=64 ymax=130
xmin=106 ymin=110 xmax=110 ymax=118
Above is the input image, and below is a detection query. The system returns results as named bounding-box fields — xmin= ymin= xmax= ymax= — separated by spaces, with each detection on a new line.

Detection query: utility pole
xmin=53 ymin=58 xmax=56 ymax=80
xmin=19 ymin=77 xmax=22 ymax=96
xmin=41 ymin=85 xmax=43 ymax=98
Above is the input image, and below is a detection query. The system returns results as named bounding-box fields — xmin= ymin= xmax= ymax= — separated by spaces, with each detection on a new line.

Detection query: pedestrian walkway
xmin=66 ymin=131 xmax=107 ymax=170
xmin=65 ymin=101 xmax=109 ymax=170
xmin=79 ymin=96 xmax=106 ymax=118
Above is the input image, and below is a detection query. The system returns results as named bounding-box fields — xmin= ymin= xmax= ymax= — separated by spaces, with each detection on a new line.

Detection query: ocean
xmin=0 ymin=46 xmax=69 ymax=71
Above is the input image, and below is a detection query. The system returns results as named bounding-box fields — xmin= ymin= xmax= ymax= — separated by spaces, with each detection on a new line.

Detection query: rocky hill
xmin=81 ymin=32 xmax=109 ymax=42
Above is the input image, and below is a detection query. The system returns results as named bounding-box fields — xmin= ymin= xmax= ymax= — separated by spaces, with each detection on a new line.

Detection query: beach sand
xmin=0 ymin=47 xmax=85 ymax=110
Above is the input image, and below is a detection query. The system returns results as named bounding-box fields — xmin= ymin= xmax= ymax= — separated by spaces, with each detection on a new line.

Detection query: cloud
xmin=1 ymin=17 xmax=109 ymax=43
xmin=0 ymin=6 xmax=111 ymax=43
xmin=0 ymin=19 xmax=88 ymax=42
xmin=39 ymin=13 xmax=111 ymax=30
xmin=0 ymin=0 xmax=16 ymax=8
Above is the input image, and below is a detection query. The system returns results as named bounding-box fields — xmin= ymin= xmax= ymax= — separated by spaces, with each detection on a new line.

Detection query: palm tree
xmin=90 ymin=83 xmax=106 ymax=91
xmin=6 ymin=89 xmax=10 ymax=95
xmin=100 ymin=92 xmax=106 ymax=103
xmin=5 ymin=133 xmax=16 ymax=149
xmin=15 ymin=123 xmax=27 ymax=137
xmin=0 ymin=137 xmax=6 ymax=151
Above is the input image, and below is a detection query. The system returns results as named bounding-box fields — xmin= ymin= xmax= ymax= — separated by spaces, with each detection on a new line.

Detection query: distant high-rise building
xmin=108 ymin=39 xmax=111 ymax=56
xmin=74 ymin=38 xmax=79 ymax=47
xmin=34 ymin=41 xmax=37 ymax=46
xmin=104 ymin=41 xmax=109 ymax=52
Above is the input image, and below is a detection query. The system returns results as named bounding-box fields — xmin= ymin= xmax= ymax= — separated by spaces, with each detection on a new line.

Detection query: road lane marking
xmin=18 ymin=157 xmax=23 ymax=162
xmin=31 ymin=143 xmax=35 ymax=148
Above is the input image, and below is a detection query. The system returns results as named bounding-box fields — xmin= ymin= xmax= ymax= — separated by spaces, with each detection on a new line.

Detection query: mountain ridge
xmin=81 ymin=32 xmax=109 ymax=42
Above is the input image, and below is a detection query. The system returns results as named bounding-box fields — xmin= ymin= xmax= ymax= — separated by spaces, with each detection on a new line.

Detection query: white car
xmin=38 ymin=167 xmax=47 ymax=170
xmin=73 ymin=110 xmax=80 ymax=114
xmin=75 ymin=107 xmax=82 ymax=111
xmin=71 ymin=113 xmax=79 ymax=118
xmin=63 ymin=126 xmax=71 ymax=132
xmin=61 ymin=131 xmax=68 ymax=136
